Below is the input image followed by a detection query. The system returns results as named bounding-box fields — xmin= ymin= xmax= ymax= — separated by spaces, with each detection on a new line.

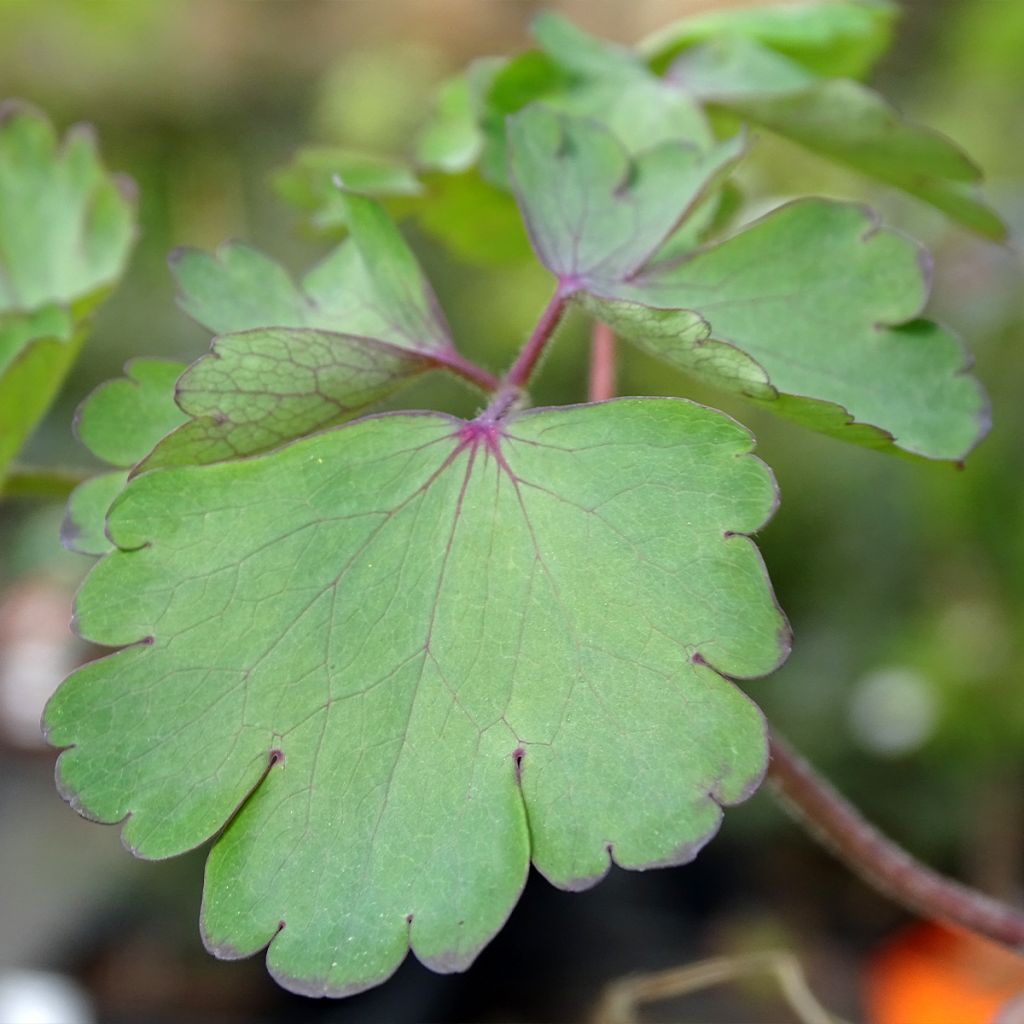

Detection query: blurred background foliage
xmin=0 ymin=1 xmax=1022 ymax=1021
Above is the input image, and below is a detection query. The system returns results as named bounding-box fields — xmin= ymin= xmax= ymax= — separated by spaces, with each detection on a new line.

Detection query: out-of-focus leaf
xmin=271 ymin=147 xmax=422 ymax=236
xmin=669 ymin=37 xmax=1006 ymax=239
xmin=0 ymin=102 xmax=136 ymax=481
xmin=642 ymin=0 xmax=898 ymax=79
xmin=62 ymin=470 xmax=128 ymax=556
xmin=75 ymin=359 xmax=188 ymax=467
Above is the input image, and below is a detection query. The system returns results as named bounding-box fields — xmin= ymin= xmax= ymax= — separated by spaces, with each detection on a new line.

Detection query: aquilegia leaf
xmin=509 ymin=109 xmax=989 ymax=462
xmin=46 ymin=398 xmax=787 ymax=995
xmin=63 ymin=358 xmax=187 ymax=555
xmin=142 ymin=191 xmax=493 ymax=472
xmin=0 ymin=102 xmax=136 ymax=482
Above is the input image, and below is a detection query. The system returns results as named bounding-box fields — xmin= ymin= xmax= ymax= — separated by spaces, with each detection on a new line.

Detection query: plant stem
xmin=767 ymin=730 xmax=1024 ymax=949
xmin=503 ymin=286 xmax=572 ymax=392
xmin=436 ymin=349 xmax=500 ymax=393
xmin=591 ymin=950 xmax=846 ymax=1024
xmin=588 ymin=321 xmax=617 ymax=402
xmin=481 ymin=286 xmax=573 ymax=422
xmin=1 ymin=465 xmax=89 ymax=501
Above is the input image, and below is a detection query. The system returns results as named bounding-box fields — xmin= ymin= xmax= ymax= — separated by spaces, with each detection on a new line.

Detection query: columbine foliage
xmin=25 ymin=0 xmax=1000 ymax=1000
xmin=0 ymin=102 xmax=136 ymax=483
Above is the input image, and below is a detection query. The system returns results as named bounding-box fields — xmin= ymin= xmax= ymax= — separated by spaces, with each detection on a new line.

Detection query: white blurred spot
xmin=0 ymin=579 xmax=80 ymax=749
xmin=0 ymin=970 xmax=94 ymax=1024
xmin=848 ymin=667 xmax=938 ymax=757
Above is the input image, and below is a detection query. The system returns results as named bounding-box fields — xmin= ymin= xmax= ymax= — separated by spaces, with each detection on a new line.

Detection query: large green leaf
xmin=47 ymin=398 xmax=787 ymax=995
xmin=0 ymin=102 xmax=136 ymax=480
xmin=509 ymin=111 xmax=988 ymax=461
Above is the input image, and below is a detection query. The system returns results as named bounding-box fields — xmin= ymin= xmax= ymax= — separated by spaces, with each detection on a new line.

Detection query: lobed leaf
xmin=507 ymin=106 xmax=743 ymax=290
xmin=0 ymin=102 xmax=136 ymax=481
xmin=62 ymin=470 xmax=129 ymax=557
xmin=62 ymin=359 xmax=187 ymax=555
xmin=150 ymin=193 xmax=487 ymax=471
xmin=171 ymin=193 xmax=454 ymax=353
xmin=138 ymin=328 xmax=432 ymax=472
xmin=75 ymin=358 xmax=188 ymax=467
xmin=47 ymin=398 xmax=787 ymax=996
xmin=510 ymin=112 xmax=988 ymax=461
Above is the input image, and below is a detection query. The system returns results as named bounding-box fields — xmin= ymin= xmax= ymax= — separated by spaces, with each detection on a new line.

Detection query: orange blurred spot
xmin=866 ymin=922 xmax=1024 ymax=1024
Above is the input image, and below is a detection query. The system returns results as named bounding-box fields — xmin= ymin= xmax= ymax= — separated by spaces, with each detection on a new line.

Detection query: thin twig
xmin=767 ymin=730 xmax=1024 ymax=950
xmin=591 ymin=950 xmax=848 ymax=1024
xmin=1 ymin=465 xmax=89 ymax=501
xmin=588 ymin=320 xmax=617 ymax=402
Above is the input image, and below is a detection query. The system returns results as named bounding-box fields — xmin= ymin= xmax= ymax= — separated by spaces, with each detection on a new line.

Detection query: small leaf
xmin=586 ymin=200 xmax=988 ymax=461
xmin=75 ymin=358 xmax=188 ymax=467
xmin=62 ymin=359 xmax=188 ymax=555
xmin=669 ymin=38 xmax=1006 ymax=239
xmin=271 ymin=147 xmax=422 ymax=236
xmin=531 ymin=10 xmax=641 ymax=79
xmin=154 ymin=195 xmax=492 ymax=469
xmin=641 ymin=0 xmax=898 ymax=79
xmin=0 ymin=102 xmax=136 ymax=480
xmin=47 ymin=398 xmax=787 ymax=996
xmin=62 ymin=471 xmax=128 ymax=556
xmin=415 ymin=72 xmax=487 ymax=174
xmin=172 ymin=193 xmax=455 ymax=353
xmin=507 ymin=107 xmax=743 ymax=290
xmin=140 ymin=328 xmax=431 ymax=471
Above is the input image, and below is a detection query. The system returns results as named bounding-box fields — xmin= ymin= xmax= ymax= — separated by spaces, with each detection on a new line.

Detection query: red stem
xmin=588 ymin=321 xmax=617 ymax=402
xmin=503 ymin=286 xmax=571 ymax=392
xmin=767 ymin=730 xmax=1024 ymax=949
xmin=435 ymin=349 xmax=500 ymax=393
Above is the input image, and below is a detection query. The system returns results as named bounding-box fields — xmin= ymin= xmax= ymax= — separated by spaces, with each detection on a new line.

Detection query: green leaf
xmin=172 ymin=193 xmax=454 ymax=353
xmin=0 ymin=102 xmax=136 ymax=481
xmin=586 ymin=200 xmax=988 ymax=461
xmin=507 ymin=111 xmax=987 ymax=461
xmin=271 ymin=147 xmax=422 ymax=236
xmin=47 ymin=398 xmax=787 ymax=995
xmin=62 ymin=359 xmax=188 ymax=555
xmin=641 ymin=0 xmax=898 ymax=79
xmin=415 ymin=71 xmax=488 ymax=174
xmin=139 ymin=328 xmax=432 ymax=471
xmin=507 ymin=107 xmax=743 ymax=290
xmin=75 ymin=358 xmax=188 ymax=467
xmin=156 ymin=194 xmax=491 ymax=469
xmin=531 ymin=10 xmax=641 ymax=79
xmin=62 ymin=470 xmax=128 ymax=556
xmin=507 ymin=15 xmax=712 ymax=162
xmin=414 ymin=169 xmax=533 ymax=266
xmin=669 ymin=38 xmax=1006 ymax=239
